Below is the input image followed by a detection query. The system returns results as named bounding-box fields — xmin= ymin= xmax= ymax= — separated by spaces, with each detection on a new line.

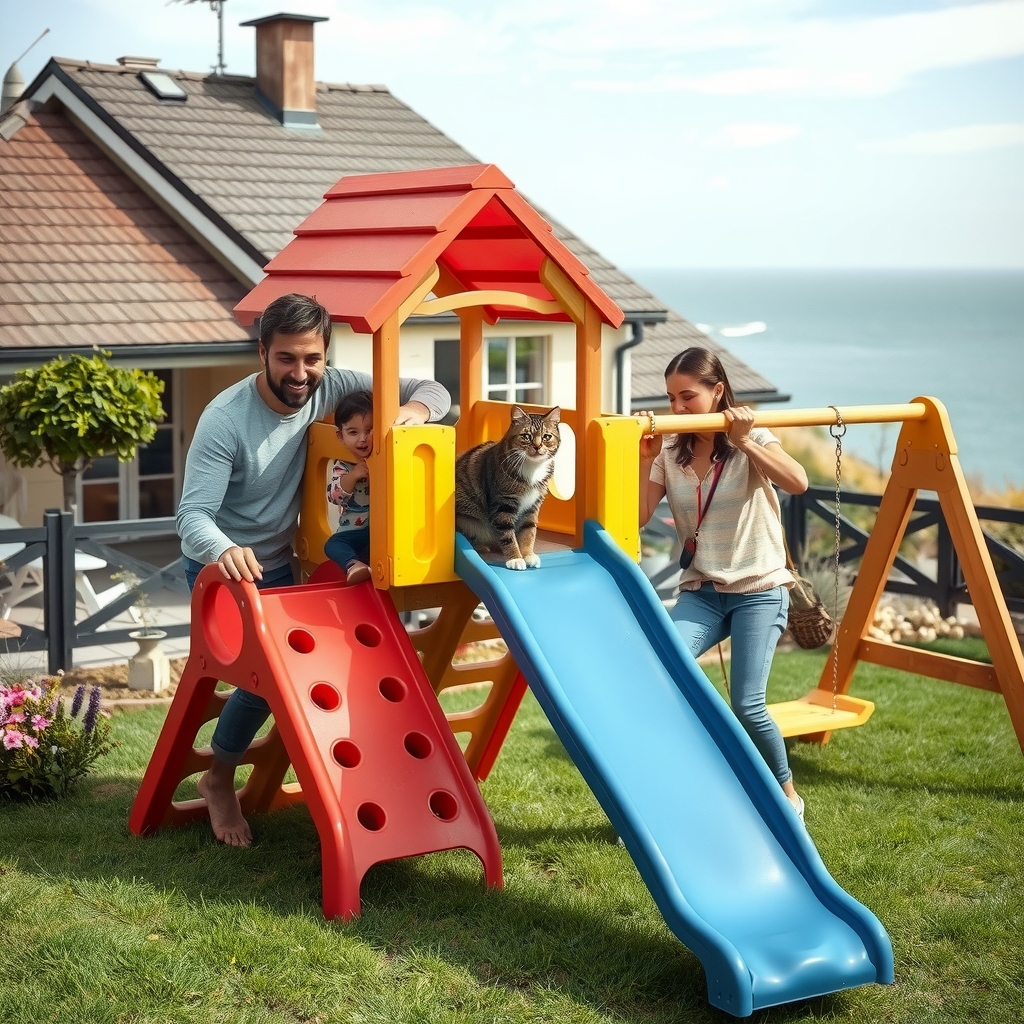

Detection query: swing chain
xmin=828 ymin=407 xmax=846 ymax=710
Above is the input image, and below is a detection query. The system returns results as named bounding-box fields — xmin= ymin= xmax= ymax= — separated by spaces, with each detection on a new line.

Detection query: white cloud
xmin=574 ymin=1 xmax=1024 ymax=97
xmin=708 ymin=123 xmax=801 ymax=148
xmin=866 ymin=123 xmax=1024 ymax=154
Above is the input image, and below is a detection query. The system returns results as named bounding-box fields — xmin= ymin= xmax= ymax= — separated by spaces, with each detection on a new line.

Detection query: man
xmin=177 ymin=292 xmax=450 ymax=846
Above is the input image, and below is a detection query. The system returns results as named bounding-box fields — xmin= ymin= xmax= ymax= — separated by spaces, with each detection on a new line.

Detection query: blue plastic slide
xmin=455 ymin=523 xmax=893 ymax=1017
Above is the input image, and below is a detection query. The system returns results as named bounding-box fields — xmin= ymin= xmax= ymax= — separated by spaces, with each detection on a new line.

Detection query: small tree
xmin=0 ymin=352 xmax=165 ymax=514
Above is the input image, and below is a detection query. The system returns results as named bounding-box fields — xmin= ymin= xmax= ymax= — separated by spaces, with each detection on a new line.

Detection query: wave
xmin=719 ymin=321 xmax=767 ymax=338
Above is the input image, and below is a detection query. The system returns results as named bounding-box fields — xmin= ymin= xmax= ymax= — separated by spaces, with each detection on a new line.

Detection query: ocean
xmin=628 ymin=269 xmax=1024 ymax=491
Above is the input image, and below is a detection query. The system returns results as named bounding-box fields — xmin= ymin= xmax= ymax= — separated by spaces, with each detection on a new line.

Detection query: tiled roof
xmin=237 ymin=164 xmax=624 ymax=334
xmin=631 ymin=311 xmax=780 ymax=405
xmin=52 ymin=60 xmax=666 ymax=318
xmin=0 ymin=107 xmax=251 ymax=351
xmin=27 ymin=58 xmax=780 ymax=398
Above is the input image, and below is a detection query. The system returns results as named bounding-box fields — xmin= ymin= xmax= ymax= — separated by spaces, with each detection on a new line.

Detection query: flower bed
xmin=1 ymin=675 xmax=115 ymax=801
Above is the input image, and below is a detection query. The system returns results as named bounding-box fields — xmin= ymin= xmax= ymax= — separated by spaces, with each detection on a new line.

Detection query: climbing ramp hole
xmin=332 ymin=740 xmax=361 ymax=768
xmin=354 ymin=623 xmax=382 ymax=647
xmin=203 ymin=582 xmax=243 ymax=664
xmin=404 ymin=732 xmax=433 ymax=759
xmin=309 ymin=682 xmax=341 ymax=711
xmin=379 ymin=677 xmax=407 ymax=703
xmin=428 ymin=790 xmax=459 ymax=821
xmin=287 ymin=628 xmax=316 ymax=654
xmin=357 ymin=802 xmax=386 ymax=831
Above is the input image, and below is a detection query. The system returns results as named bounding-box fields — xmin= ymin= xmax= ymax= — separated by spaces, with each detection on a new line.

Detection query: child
xmin=325 ymin=390 xmax=373 ymax=584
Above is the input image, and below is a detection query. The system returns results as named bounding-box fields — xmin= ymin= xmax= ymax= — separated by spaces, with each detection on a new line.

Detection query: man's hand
xmin=217 ymin=545 xmax=263 ymax=583
xmin=393 ymin=401 xmax=430 ymax=426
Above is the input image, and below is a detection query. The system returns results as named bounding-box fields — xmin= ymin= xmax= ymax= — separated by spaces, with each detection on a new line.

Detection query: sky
xmin=2 ymin=0 xmax=1022 ymax=269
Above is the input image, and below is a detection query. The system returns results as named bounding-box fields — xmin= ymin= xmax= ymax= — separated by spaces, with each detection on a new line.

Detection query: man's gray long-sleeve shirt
xmin=176 ymin=368 xmax=450 ymax=570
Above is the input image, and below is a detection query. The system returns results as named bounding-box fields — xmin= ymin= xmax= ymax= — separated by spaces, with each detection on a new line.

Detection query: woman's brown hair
xmin=664 ymin=348 xmax=737 ymax=469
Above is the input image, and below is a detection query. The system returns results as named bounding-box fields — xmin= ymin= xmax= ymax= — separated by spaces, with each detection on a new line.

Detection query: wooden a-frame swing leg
xmin=808 ymin=396 xmax=1024 ymax=752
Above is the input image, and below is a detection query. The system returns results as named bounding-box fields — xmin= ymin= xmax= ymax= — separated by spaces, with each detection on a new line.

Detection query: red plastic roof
xmin=234 ymin=164 xmax=624 ymax=334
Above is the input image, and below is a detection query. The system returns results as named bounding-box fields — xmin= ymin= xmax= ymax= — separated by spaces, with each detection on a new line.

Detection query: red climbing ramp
xmin=129 ymin=562 xmax=502 ymax=920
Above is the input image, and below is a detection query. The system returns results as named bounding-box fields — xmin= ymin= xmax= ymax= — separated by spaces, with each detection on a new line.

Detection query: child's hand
xmin=348 ymin=461 xmax=369 ymax=483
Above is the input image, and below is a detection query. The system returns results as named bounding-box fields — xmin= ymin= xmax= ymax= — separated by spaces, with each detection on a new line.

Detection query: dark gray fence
xmin=0 ymin=510 xmax=188 ymax=673
xmin=642 ymin=488 xmax=1024 ymax=616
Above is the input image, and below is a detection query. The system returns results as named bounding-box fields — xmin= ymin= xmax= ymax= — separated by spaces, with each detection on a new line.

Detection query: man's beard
xmin=266 ymin=369 xmax=322 ymax=409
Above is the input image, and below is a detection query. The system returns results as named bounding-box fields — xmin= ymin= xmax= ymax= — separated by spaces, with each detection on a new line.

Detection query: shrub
xmin=0 ymin=675 xmax=115 ymax=801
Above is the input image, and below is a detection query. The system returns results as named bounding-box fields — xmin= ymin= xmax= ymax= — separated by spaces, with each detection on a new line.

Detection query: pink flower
xmin=26 ymin=686 xmax=43 ymax=701
xmin=6 ymin=711 xmax=25 ymax=725
xmin=7 ymin=690 xmax=25 ymax=707
xmin=3 ymin=730 xmax=24 ymax=749
xmin=22 ymin=734 xmax=38 ymax=749
xmin=31 ymin=715 xmax=50 ymax=731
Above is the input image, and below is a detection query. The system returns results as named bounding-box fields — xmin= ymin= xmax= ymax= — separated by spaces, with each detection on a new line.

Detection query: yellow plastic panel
xmin=388 ymin=424 xmax=457 ymax=587
xmin=589 ymin=416 xmax=642 ymax=560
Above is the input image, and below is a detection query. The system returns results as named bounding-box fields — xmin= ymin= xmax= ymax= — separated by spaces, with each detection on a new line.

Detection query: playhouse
xmin=129 ymin=164 xmax=1024 ymax=1018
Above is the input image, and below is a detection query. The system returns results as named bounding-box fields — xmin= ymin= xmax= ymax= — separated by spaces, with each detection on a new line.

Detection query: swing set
xmin=637 ymin=399 xmax=1024 ymax=749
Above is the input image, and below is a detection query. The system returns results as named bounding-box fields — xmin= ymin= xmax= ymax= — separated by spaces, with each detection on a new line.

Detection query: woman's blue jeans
xmin=670 ymin=583 xmax=792 ymax=786
xmin=182 ymin=555 xmax=294 ymax=765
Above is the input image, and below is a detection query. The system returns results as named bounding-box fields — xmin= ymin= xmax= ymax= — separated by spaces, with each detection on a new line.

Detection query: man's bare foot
xmin=197 ymin=763 xmax=252 ymax=847
xmin=345 ymin=561 xmax=371 ymax=585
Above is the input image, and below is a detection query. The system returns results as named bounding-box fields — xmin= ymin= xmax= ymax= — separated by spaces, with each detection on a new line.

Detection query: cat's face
xmin=509 ymin=406 xmax=560 ymax=462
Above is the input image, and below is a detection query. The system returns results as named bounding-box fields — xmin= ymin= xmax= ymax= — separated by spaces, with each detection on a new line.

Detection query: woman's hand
xmin=638 ymin=411 xmax=662 ymax=463
xmin=723 ymin=405 xmax=755 ymax=448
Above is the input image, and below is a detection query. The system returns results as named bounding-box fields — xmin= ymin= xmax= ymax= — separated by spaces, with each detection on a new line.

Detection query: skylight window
xmin=139 ymin=71 xmax=187 ymax=101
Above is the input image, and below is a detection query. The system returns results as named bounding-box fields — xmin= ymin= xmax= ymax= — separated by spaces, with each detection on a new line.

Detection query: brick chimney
xmin=240 ymin=12 xmax=328 ymax=129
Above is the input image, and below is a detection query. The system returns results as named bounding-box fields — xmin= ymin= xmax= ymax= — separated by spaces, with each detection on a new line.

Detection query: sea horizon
xmin=627 ymin=267 xmax=1024 ymax=492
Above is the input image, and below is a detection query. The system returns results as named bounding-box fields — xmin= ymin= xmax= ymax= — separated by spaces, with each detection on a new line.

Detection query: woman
xmin=639 ymin=348 xmax=809 ymax=820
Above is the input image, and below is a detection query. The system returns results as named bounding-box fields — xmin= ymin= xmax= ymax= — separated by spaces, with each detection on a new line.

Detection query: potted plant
xmin=112 ymin=569 xmax=170 ymax=693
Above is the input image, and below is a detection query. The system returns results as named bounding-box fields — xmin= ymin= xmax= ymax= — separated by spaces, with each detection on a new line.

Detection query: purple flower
xmin=70 ymin=685 xmax=85 ymax=718
xmin=31 ymin=715 xmax=50 ymax=731
xmin=22 ymin=734 xmax=38 ymax=749
xmin=82 ymin=687 xmax=102 ymax=734
xmin=3 ymin=730 xmax=23 ymax=750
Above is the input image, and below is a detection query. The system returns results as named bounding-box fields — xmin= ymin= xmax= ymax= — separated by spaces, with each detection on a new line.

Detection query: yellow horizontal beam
xmin=414 ymin=290 xmax=562 ymax=318
xmin=637 ymin=403 xmax=928 ymax=436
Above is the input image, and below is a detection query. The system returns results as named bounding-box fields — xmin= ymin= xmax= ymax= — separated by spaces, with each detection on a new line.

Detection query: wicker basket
xmin=787 ymin=575 xmax=836 ymax=649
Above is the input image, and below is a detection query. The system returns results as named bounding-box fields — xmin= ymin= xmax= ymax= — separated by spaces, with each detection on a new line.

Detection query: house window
xmin=78 ymin=369 xmax=181 ymax=521
xmin=486 ymin=336 xmax=547 ymax=404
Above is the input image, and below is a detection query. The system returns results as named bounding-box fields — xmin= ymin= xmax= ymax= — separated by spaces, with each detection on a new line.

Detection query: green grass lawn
xmin=1 ymin=650 xmax=1022 ymax=1024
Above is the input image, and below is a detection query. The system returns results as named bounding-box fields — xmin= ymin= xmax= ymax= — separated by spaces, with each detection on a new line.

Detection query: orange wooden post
xmin=814 ymin=397 xmax=1024 ymax=750
xmin=457 ymin=306 xmax=484 ymax=453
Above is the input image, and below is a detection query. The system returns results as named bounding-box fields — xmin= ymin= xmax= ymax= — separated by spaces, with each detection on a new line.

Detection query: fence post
xmin=936 ymin=516 xmax=958 ymax=618
xmin=43 ymin=509 xmax=75 ymax=674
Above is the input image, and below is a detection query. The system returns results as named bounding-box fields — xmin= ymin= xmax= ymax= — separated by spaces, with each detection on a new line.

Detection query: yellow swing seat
xmin=768 ymin=688 xmax=875 ymax=739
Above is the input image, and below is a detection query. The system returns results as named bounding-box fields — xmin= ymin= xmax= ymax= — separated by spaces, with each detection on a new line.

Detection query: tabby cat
xmin=455 ymin=406 xmax=561 ymax=570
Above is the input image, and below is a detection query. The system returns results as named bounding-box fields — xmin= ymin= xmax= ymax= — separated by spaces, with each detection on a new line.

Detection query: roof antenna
xmin=169 ymin=0 xmax=228 ymax=76
xmin=2 ymin=28 xmax=50 ymax=114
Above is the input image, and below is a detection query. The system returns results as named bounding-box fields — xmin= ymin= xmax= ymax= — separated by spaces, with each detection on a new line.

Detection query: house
xmin=0 ymin=12 xmax=782 ymax=527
